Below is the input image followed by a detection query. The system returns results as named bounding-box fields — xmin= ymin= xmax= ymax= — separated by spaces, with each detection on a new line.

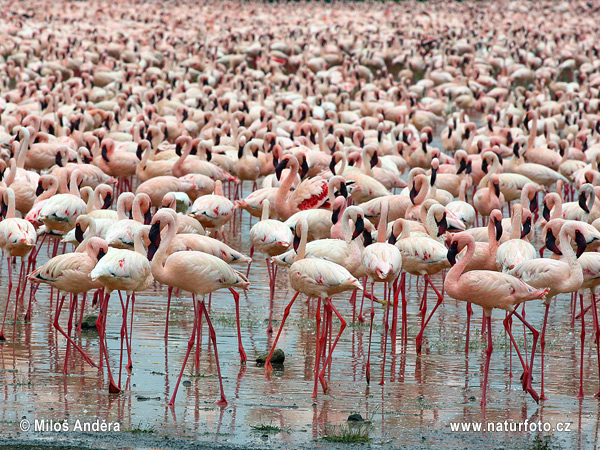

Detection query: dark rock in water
xmin=347 ymin=413 xmax=364 ymax=422
xmin=136 ymin=395 xmax=161 ymax=401
xmin=79 ymin=314 xmax=98 ymax=330
xmin=256 ymin=349 xmax=285 ymax=366
xmin=182 ymin=380 xmax=192 ymax=387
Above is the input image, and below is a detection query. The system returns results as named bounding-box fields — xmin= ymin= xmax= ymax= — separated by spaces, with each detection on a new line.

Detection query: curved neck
xmin=5 ymin=159 xmax=17 ymax=186
xmin=414 ymin=178 xmax=429 ymax=205
xmin=36 ymin=177 xmax=58 ymax=203
xmin=510 ymin=206 xmax=523 ymax=240
xmin=134 ymin=228 xmax=147 ymax=255
xmin=296 ymin=223 xmax=308 ymax=260
xmin=527 ymin=114 xmax=537 ymax=151
xmin=17 ymin=129 xmax=30 ymax=169
xmin=558 ymin=225 xmax=577 ymax=265
xmin=275 ymin=158 xmax=299 ymax=218
xmin=152 ymin=216 xmax=177 ymax=277
xmin=447 ymin=239 xmax=474 ymax=283
xmin=261 ymin=199 xmax=270 ymax=221
xmin=377 ymin=201 xmax=388 ymax=243
xmin=132 ymin=197 xmax=145 ymax=223
xmin=4 ymin=189 xmax=16 ymax=218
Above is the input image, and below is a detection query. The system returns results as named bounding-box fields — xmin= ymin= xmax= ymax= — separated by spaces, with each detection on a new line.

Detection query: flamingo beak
xmin=409 ymin=185 xmax=418 ymax=204
xmin=435 ymin=215 xmax=448 ymax=236
xmin=493 ymin=182 xmax=500 ymax=198
xmin=513 ymin=143 xmax=520 ymax=157
xmin=339 ymin=182 xmax=348 ymax=198
xmin=293 ymin=233 xmax=301 ymax=253
xmin=494 ymin=218 xmax=503 ymax=241
xmin=144 ymin=208 xmax=152 ymax=225
xmin=300 ymin=158 xmax=309 ymax=178
xmin=55 ymin=152 xmax=63 ymax=167
xmin=481 ymin=159 xmax=488 ymax=174
xmin=175 ymin=143 xmax=182 ymax=156
xmin=466 ymin=161 xmax=472 ymax=175
xmin=97 ymin=248 xmax=106 ymax=261
xmin=521 ymin=217 xmax=531 ymax=238
xmin=543 ymin=202 xmax=551 ymax=221
xmin=103 ymin=193 xmax=112 ymax=210
xmin=362 ymin=229 xmax=373 ymax=246
xmin=206 ymin=149 xmax=212 ymax=161
xmin=447 ymin=241 xmax=459 ymax=266
xmin=275 ymin=159 xmax=288 ymax=181
xmin=545 ymin=230 xmax=562 ymax=255
xmin=36 ymin=181 xmax=44 ymax=197
xmin=578 ymin=191 xmax=589 ymax=213
xmin=331 ymin=207 xmax=340 ymax=225
xmin=75 ymin=224 xmax=84 ymax=243
xmin=149 ymin=221 xmax=161 ymax=246
xmin=529 ymin=196 xmax=538 ymax=214
xmin=430 ymin=167 xmax=437 ymax=187
xmin=352 ymin=216 xmax=364 ymax=240
xmin=575 ymin=230 xmax=587 ymax=258
xmin=457 ymin=158 xmax=466 ymax=174
xmin=329 ymin=156 xmax=336 ymax=175
xmin=136 ymin=144 xmax=143 ymax=160
xmin=370 ymin=152 xmax=378 ymax=168
xmin=101 ymin=145 xmax=109 ymax=162
xmin=387 ymin=232 xmax=397 ymax=245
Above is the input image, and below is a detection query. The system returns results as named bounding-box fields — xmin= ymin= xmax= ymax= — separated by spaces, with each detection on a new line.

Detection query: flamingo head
xmin=575 ymin=229 xmax=588 ymax=258
xmin=446 ymin=240 xmax=459 ymax=266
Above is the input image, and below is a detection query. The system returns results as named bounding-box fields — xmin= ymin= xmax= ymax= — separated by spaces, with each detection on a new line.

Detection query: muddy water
xmin=1 ymin=186 xmax=600 ymax=449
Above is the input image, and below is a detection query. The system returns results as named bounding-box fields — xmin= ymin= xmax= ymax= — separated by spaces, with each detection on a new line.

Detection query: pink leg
xmin=578 ymin=294 xmax=585 ymax=399
xmin=0 ymin=257 xmax=14 ymax=340
xmin=229 ymin=288 xmax=246 ymax=364
xmin=165 ymin=286 xmax=173 ymax=340
xmin=366 ymin=283 xmax=375 ymax=384
xmin=481 ymin=315 xmax=493 ymax=407
xmin=318 ymin=299 xmax=347 ymax=393
xmin=265 ymin=292 xmax=299 ymax=372
xmin=63 ymin=294 xmax=77 ymax=375
xmin=99 ymin=292 xmax=121 ymax=393
xmin=127 ymin=292 xmax=135 ymax=370
xmin=200 ymin=299 xmax=228 ymax=406
xmin=312 ymin=297 xmax=322 ymax=398
xmin=380 ymin=283 xmax=391 ymax=386
xmin=465 ymin=303 xmax=473 ymax=354
xmin=390 ymin=277 xmax=399 ymax=351
xmin=401 ymin=274 xmax=408 ymax=346
xmin=357 ymin=278 xmax=367 ymax=322
xmin=590 ymin=292 xmax=600 ymax=398
xmin=167 ymin=296 xmax=199 ymax=406
xmin=77 ymin=292 xmax=87 ymax=333
xmin=416 ymin=275 xmax=443 ymax=355
xmin=540 ymin=302 xmax=550 ymax=400
xmin=54 ymin=293 xmax=97 ymax=368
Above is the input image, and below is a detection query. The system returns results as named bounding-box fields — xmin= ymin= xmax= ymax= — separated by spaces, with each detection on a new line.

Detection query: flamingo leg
xmin=318 ymin=298 xmax=347 ymax=393
xmin=265 ymin=292 xmax=300 ymax=372
xmin=54 ymin=293 xmax=97 ymax=369
xmin=366 ymin=282 xmax=375 ymax=384
xmin=401 ymin=273 xmax=408 ymax=346
xmin=416 ymin=275 xmax=444 ymax=355
xmin=390 ymin=277 xmax=399 ymax=352
xmin=200 ymin=299 xmax=227 ymax=406
xmin=357 ymin=278 xmax=367 ymax=322
xmin=312 ymin=297 xmax=322 ymax=398
xmin=465 ymin=303 xmax=473 ymax=354
xmin=164 ymin=286 xmax=173 ymax=340
xmin=100 ymin=292 xmax=121 ymax=393
xmin=578 ymin=293 xmax=585 ymax=399
xmin=380 ymin=283 xmax=391 ymax=386
xmin=0 ymin=257 xmax=14 ymax=341
xmin=63 ymin=294 xmax=77 ymax=375
xmin=77 ymin=292 xmax=87 ymax=333
xmin=540 ymin=302 xmax=550 ymax=401
xmin=481 ymin=314 xmax=493 ymax=407
xmin=504 ymin=309 xmax=540 ymax=403
xmin=127 ymin=292 xmax=135 ymax=371
xmin=229 ymin=288 xmax=246 ymax=364
xmin=590 ymin=292 xmax=600 ymax=398
xmin=167 ymin=295 xmax=199 ymax=406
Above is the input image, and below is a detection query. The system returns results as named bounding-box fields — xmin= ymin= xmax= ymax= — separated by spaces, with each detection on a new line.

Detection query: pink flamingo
xmin=148 ymin=210 xmax=250 ymax=406
xmin=0 ymin=187 xmax=37 ymax=340
xmin=28 ymin=237 xmax=107 ymax=372
xmin=445 ymin=232 xmax=548 ymax=405
xmin=265 ymin=218 xmax=361 ymax=397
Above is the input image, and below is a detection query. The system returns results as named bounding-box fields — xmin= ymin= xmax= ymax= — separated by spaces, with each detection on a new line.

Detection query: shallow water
xmin=1 ymin=184 xmax=600 ymax=449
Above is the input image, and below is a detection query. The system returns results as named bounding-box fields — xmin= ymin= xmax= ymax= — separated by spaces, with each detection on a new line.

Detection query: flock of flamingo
xmin=2 ymin=0 xmax=600 ymax=410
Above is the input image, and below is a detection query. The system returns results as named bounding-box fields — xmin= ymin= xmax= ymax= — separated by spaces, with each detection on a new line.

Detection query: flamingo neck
xmin=510 ymin=206 xmax=523 ymax=240
xmin=152 ymin=215 xmax=177 ymax=279
xmin=17 ymin=130 xmax=30 ymax=169
xmin=275 ymin=158 xmax=299 ymax=219
xmin=4 ymin=189 xmax=16 ymax=218
xmin=296 ymin=222 xmax=308 ymax=260
xmin=377 ymin=201 xmax=388 ymax=243
xmin=527 ymin=114 xmax=537 ymax=151
xmin=558 ymin=224 xmax=578 ymax=266
xmin=447 ymin=238 xmax=474 ymax=284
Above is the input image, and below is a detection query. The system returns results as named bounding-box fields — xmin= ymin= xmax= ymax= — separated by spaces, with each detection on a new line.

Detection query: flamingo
xmin=264 ymin=217 xmax=361 ymax=397
xmin=361 ymin=200 xmax=402 ymax=384
xmin=188 ymin=180 xmax=235 ymax=238
xmin=90 ymin=227 xmax=154 ymax=393
xmin=0 ymin=187 xmax=37 ymax=340
xmin=512 ymin=220 xmax=599 ymax=400
xmin=28 ymin=237 xmax=107 ymax=372
xmin=445 ymin=232 xmax=548 ymax=405
xmin=147 ymin=210 xmax=250 ymax=406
